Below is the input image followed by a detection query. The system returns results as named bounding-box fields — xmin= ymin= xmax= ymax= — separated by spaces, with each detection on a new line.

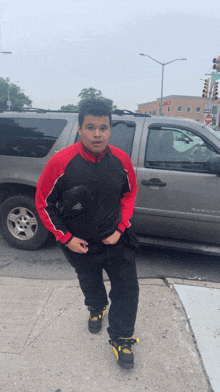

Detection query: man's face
xmin=78 ymin=115 xmax=111 ymax=154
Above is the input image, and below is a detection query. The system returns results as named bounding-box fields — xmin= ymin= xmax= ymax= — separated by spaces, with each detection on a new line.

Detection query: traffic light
xmin=213 ymin=56 xmax=220 ymax=72
xmin=212 ymin=81 xmax=218 ymax=101
xmin=212 ymin=117 xmax=217 ymax=126
xmin=202 ymin=79 xmax=209 ymax=98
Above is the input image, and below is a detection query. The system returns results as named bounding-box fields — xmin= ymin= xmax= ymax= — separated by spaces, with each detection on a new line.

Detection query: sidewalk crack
xmin=21 ymin=291 xmax=82 ymax=353
xmin=22 ymin=287 xmax=55 ymax=351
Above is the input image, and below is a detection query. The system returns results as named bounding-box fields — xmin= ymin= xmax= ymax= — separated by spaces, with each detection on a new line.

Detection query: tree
xmin=60 ymin=104 xmax=78 ymax=112
xmin=78 ymin=88 xmax=117 ymax=112
xmin=78 ymin=87 xmax=102 ymax=102
xmin=0 ymin=77 xmax=32 ymax=110
xmin=60 ymin=87 xmax=117 ymax=112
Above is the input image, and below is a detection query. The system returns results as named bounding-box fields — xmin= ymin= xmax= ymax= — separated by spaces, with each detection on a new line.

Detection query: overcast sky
xmin=0 ymin=0 xmax=220 ymax=111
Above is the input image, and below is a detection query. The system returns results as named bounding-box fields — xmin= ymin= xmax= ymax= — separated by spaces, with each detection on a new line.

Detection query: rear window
xmin=0 ymin=118 xmax=67 ymax=157
xmin=75 ymin=120 xmax=136 ymax=157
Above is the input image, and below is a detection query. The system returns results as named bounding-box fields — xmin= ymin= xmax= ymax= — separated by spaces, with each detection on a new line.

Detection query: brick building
xmin=138 ymin=95 xmax=220 ymax=126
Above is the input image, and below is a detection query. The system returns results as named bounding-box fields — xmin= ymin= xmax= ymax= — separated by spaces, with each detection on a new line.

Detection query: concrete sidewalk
xmin=0 ymin=276 xmax=219 ymax=392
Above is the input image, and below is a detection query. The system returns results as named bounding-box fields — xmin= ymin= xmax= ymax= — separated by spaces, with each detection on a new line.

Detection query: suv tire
xmin=0 ymin=195 xmax=49 ymax=250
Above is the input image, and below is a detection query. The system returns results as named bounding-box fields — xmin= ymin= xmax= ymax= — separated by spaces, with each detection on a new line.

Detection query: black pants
xmin=61 ymin=239 xmax=139 ymax=340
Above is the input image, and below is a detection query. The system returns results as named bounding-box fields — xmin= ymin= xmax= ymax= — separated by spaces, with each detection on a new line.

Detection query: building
xmin=138 ymin=95 xmax=220 ymax=126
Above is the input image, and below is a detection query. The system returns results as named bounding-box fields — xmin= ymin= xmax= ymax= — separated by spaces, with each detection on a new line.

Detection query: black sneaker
xmin=88 ymin=306 xmax=106 ymax=334
xmin=109 ymin=337 xmax=139 ymax=369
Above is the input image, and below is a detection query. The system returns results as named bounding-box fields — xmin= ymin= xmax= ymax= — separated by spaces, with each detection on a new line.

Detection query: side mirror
xmin=207 ymin=154 xmax=220 ymax=176
xmin=183 ymin=136 xmax=192 ymax=144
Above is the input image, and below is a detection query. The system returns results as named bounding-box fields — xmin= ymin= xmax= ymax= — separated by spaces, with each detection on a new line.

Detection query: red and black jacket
xmin=35 ymin=141 xmax=138 ymax=245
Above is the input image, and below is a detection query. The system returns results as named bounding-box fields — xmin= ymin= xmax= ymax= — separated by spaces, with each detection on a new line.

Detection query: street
xmin=0 ymin=234 xmax=220 ymax=283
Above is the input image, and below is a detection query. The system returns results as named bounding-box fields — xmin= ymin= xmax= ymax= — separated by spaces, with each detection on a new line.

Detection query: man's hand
xmin=102 ymin=230 xmax=121 ymax=245
xmin=66 ymin=237 xmax=89 ymax=253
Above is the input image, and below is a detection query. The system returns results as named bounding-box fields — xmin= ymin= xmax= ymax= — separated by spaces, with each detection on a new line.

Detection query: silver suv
xmin=1 ymin=110 xmax=220 ymax=255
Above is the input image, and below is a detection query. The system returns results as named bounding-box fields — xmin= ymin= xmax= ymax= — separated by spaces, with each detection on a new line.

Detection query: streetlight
xmin=139 ymin=53 xmax=187 ymax=116
xmin=7 ymin=80 xmax=20 ymax=110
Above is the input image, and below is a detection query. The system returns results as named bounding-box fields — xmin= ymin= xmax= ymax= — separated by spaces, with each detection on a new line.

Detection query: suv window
xmin=0 ymin=118 xmax=67 ymax=158
xmin=75 ymin=120 xmax=136 ymax=157
xmin=145 ymin=126 xmax=217 ymax=172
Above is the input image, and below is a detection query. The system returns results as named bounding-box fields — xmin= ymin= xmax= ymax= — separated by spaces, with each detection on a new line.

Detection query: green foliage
xmin=78 ymin=87 xmax=102 ymax=102
xmin=0 ymin=77 xmax=32 ymax=110
xmin=60 ymin=87 xmax=117 ymax=113
xmin=60 ymin=104 xmax=78 ymax=112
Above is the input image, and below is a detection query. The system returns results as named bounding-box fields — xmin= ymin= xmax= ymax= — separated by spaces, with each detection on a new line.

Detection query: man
xmin=35 ymin=100 xmax=139 ymax=369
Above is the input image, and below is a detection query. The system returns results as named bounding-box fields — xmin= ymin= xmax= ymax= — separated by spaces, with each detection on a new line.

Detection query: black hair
xmin=78 ymin=99 xmax=112 ymax=127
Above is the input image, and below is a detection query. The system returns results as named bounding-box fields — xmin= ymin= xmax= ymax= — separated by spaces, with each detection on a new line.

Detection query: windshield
xmin=202 ymin=124 xmax=220 ymax=141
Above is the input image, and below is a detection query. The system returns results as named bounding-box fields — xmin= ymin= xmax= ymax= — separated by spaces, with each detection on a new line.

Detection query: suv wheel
xmin=0 ymin=195 xmax=49 ymax=250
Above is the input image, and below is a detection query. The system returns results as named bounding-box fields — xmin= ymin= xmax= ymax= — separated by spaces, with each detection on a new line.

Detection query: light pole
xmin=0 ymin=52 xmax=12 ymax=110
xmin=7 ymin=81 xmax=20 ymax=110
xmin=139 ymin=53 xmax=187 ymax=115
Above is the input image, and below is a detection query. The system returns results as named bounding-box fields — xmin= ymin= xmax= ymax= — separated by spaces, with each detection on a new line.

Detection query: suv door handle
xmin=141 ymin=178 xmax=167 ymax=187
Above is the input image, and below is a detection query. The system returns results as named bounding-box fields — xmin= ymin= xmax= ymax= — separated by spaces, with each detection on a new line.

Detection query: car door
xmin=133 ymin=121 xmax=220 ymax=244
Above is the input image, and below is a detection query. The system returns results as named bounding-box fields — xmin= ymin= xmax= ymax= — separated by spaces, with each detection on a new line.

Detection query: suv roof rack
xmin=113 ymin=109 xmax=151 ymax=117
xmin=0 ymin=108 xmax=78 ymax=114
xmin=0 ymin=108 xmax=151 ymax=117
xmin=29 ymin=108 xmax=78 ymax=114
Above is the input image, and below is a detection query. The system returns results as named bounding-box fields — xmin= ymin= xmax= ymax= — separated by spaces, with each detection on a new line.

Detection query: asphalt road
xmin=0 ymin=234 xmax=220 ymax=282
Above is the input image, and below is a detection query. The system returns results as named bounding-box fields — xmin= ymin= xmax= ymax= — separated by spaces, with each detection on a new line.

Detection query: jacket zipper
xmin=94 ymin=155 xmax=100 ymax=241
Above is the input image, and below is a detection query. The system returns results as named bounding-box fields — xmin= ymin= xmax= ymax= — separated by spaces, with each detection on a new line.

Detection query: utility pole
xmin=203 ymin=56 xmax=220 ymax=126
xmin=139 ymin=54 xmax=187 ymax=115
xmin=7 ymin=88 xmax=11 ymax=110
xmin=205 ymin=57 xmax=220 ymax=113
xmin=7 ymin=80 xmax=20 ymax=110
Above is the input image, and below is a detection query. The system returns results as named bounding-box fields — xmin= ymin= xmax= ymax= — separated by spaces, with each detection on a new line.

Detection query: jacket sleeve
xmin=35 ymin=154 xmax=73 ymax=244
xmin=117 ymin=154 xmax=138 ymax=233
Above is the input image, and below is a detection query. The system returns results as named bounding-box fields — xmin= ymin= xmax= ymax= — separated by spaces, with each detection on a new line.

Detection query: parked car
xmin=1 ymin=110 xmax=220 ymax=256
